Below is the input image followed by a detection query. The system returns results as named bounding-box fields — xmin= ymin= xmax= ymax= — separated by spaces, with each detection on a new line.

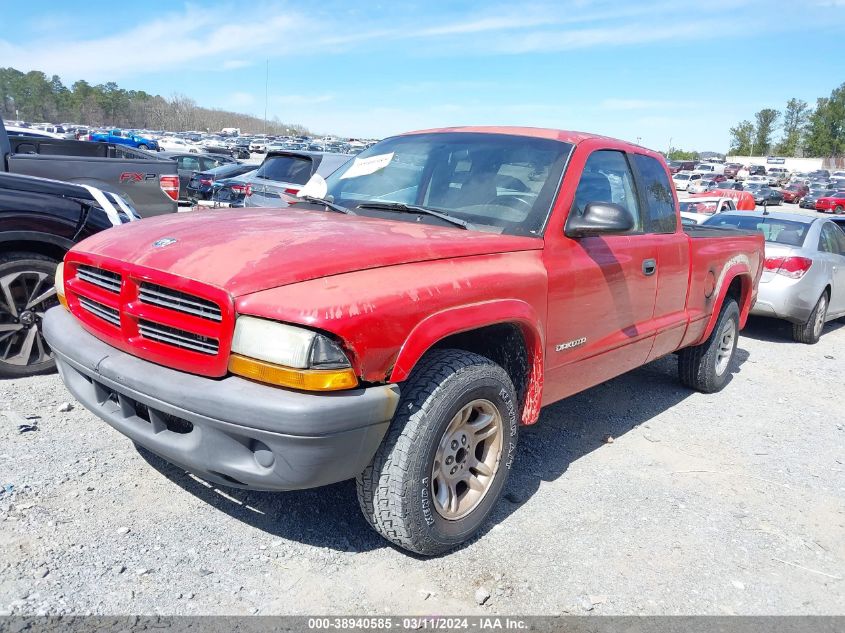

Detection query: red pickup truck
xmin=44 ymin=127 xmax=764 ymax=555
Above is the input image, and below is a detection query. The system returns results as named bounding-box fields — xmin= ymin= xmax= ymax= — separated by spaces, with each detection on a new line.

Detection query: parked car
xmin=809 ymin=169 xmax=831 ymax=180
xmin=186 ymin=163 xmax=257 ymax=204
xmin=694 ymin=163 xmax=725 ymax=176
xmin=243 ymin=151 xmax=350 ymax=207
xmin=744 ymin=175 xmax=769 ymax=187
xmin=688 ymin=178 xmax=717 ymax=194
xmin=89 ymin=129 xmax=160 ymax=151
xmin=672 ymin=171 xmax=703 ymax=191
xmin=157 ymin=151 xmax=238 ymax=202
xmin=799 ymin=185 xmax=829 ymax=210
xmin=44 ymin=126 xmax=764 ymax=555
xmin=767 ymin=167 xmax=789 ymax=185
xmin=736 ymin=166 xmax=750 ymax=181
xmin=679 ymin=197 xmax=737 ymax=224
xmin=782 ymin=183 xmax=809 ymax=203
xmin=1 ymin=119 xmax=178 ymax=217
xmin=157 ymin=137 xmax=199 ymax=153
xmin=724 ymin=163 xmax=743 ymax=179
xmin=704 ymin=210 xmax=845 ymax=343
xmin=249 ymin=140 xmax=268 ymax=153
xmin=714 ymin=180 xmax=743 ymax=191
xmin=206 ymin=170 xmax=257 ymax=207
xmin=747 ymin=185 xmax=784 ymax=206
xmin=667 ymin=160 xmax=696 ymax=174
xmin=0 ymin=172 xmax=139 ymax=377
xmin=748 ymin=165 xmax=767 ymax=176
xmin=815 ymin=191 xmax=845 ymax=214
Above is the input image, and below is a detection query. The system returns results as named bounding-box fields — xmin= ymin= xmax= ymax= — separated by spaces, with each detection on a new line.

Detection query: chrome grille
xmin=77 ymin=265 xmax=122 ymax=293
xmin=138 ymin=320 xmax=219 ymax=355
xmin=79 ymin=296 xmax=120 ymax=327
xmin=138 ymin=282 xmax=222 ymax=322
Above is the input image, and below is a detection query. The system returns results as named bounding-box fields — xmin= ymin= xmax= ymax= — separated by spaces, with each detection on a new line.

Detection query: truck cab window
xmin=633 ymin=154 xmax=677 ymax=233
xmin=571 ymin=150 xmax=641 ymax=231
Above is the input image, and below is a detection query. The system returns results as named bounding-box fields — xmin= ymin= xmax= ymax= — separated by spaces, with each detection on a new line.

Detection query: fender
xmin=389 ymin=299 xmax=546 ymax=425
xmin=697 ymin=259 xmax=753 ymax=344
xmin=0 ymin=230 xmax=75 ymax=253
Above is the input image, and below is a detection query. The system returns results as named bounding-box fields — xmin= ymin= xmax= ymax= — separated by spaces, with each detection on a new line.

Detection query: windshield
xmin=680 ymin=201 xmax=718 ymax=214
xmin=255 ymin=155 xmax=313 ymax=183
xmin=321 ymin=132 xmax=572 ymax=236
xmin=703 ymin=215 xmax=810 ymax=246
xmin=675 ymin=174 xmax=690 ymax=180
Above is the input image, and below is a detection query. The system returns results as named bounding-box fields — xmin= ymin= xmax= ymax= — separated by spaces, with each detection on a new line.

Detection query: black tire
xmin=357 ymin=349 xmax=519 ymax=556
xmin=792 ymin=292 xmax=828 ymax=344
xmin=0 ymin=252 xmax=61 ymax=378
xmin=678 ymin=298 xmax=740 ymax=393
xmin=835 ymin=205 xmax=844 ymax=215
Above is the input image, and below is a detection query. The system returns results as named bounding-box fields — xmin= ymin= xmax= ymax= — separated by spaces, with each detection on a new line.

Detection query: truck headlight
xmin=229 ymin=316 xmax=357 ymax=391
xmin=55 ymin=262 xmax=68 ymax=310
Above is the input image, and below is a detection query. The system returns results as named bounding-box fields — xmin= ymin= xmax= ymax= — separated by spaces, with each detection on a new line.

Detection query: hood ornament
xmin=152 ymin=237 xmax=177 ymax=248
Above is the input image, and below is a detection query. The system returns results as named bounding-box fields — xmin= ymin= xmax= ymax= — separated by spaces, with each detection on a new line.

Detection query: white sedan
xmin=672 ymin=171 xmax=703 ymax=191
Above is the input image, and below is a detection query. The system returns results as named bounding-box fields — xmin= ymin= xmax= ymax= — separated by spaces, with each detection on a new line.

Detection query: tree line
xmin=729 ymin=82 xmax=844 ymax=157
xmin=0 ymin=67 xmax=310 ymax=135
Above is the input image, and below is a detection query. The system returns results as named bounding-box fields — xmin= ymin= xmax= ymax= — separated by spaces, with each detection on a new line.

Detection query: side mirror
xmin=565 ymin=202 xmax=636 ymax=238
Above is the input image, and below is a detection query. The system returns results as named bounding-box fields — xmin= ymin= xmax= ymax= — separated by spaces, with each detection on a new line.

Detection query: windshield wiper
xmin=298 ymin=195 xmax=355 ymax=215
xmin=355 ymin=202 xmax=473 ymax=230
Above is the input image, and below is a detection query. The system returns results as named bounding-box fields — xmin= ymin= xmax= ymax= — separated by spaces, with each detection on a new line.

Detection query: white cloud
xmin=228 ymin=92 xmax=256 ymax=107
xmin=222 ymin=60 xmax=252 ymax=70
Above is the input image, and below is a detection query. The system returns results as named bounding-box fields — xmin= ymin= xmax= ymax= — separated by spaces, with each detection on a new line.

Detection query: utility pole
xmin=264 ymin=58 xmax=269 ymax=135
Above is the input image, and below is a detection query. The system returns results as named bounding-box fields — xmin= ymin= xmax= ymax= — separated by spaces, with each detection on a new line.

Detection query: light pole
xmin=264 ymin=59 xmax=269 ymax=135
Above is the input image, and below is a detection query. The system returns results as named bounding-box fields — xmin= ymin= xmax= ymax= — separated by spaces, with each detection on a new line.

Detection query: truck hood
xmin=71 ymin=207 xmax=543 ymax=296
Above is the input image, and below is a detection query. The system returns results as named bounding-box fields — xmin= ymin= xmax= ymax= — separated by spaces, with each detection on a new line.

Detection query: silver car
xmin=703 ymin=210 xmax=845 ymax=343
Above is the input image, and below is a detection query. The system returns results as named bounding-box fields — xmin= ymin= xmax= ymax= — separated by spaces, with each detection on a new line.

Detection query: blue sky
xmin=2 ymin=0 xmax=843 ymax=150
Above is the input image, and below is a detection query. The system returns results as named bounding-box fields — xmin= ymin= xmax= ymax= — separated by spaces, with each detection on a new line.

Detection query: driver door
xmin=542 ymin=149 xmax=658 ymax=404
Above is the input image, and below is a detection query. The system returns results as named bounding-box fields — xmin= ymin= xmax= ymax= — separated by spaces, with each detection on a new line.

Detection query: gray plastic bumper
xmin=43 ymin=307 xmax=400 ymax=491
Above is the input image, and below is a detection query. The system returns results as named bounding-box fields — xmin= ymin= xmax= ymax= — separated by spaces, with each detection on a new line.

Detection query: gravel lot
xmin=1 ymin=314 xmax=843 ymax=616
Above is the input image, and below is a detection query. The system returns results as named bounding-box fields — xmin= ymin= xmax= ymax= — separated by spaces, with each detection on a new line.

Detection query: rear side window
xmin=571 ymin=150 xmax=641 ymax=232
xmin=819 ymin=222 xmax=845 ymax=255
xmin=704 ymin=216 xmax=810 ymax=246
xmin=255 ymin=155 xmax=313 ymax=184
xmin=633 ymin=154 xmax=677 ymax=233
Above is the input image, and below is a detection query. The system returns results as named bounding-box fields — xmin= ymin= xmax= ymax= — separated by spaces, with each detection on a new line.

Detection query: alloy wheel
xmin=714 ymin=318 xmax=736 ymax=377
xmin=431 ymin=399 xmax=504 ymax=520
xmin=0 ymin=270 xmax=57 ymax=367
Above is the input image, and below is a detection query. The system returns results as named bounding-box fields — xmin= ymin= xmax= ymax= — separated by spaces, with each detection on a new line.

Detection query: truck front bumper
xmin=43 ymin=308 xmax=400 ymax=491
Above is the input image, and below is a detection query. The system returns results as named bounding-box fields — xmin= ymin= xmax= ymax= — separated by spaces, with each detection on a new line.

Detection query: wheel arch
xmin=389 ymin=300 xmax=545 ymax=425
xmin=699 ymin=267 xmax=754 ymax=342
xmin=0 ymin=233 xmax=71 ymax=261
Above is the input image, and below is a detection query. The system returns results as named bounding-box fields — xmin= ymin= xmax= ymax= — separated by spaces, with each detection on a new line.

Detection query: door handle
xmin=642 ymin=259 xmax=657 ymax=276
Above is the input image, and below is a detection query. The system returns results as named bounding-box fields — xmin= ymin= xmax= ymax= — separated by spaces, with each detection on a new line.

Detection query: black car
xmin=0 ymin=172 xmax=138 ymax=377
xmin=800 ymin=186 xmax=829 ymax=209
xmin=752 ymin=186 xmax=784 ymax=206
xmin=748 ymin=165 xmax=767 ymax=176
xmin=186 ymin=163 xmax=257 ymax=203
xmin=208 ymin=171 xmax=256 ymax=207
xmin=714 ymin=181 xmax=743 ymax=191
xmin=157 ymin=151 xmax=238 ymax=201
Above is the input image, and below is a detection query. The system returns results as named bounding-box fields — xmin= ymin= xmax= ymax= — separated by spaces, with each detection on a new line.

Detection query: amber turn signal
xmin=55 ymin=262 xmax=69 ymax=310
xmin=228 ymin=354 xmax=358 ymax=391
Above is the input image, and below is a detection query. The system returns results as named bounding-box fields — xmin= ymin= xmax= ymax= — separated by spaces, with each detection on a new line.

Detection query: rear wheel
xmin=835 ymin=205 xmax=844 ymax=215
xmin=357 ymin=349 xmax=519 ymax=556
xmin=793 ymin=292 xmax=828 ymax=344
xmin=137 ymin=144 xmax=149 ymax=150
xmin=678 ymin=299 xmax=740 ymax=393
xmin=0 ymin=253 xmax=61 ymax=378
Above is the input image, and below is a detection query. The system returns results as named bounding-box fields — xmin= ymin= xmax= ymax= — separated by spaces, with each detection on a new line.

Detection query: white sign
xmin=339 ymin=152 xmax=394 ymax=180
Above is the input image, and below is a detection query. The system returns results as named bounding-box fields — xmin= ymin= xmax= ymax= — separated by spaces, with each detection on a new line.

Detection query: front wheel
xmin=137 ymin=144 xmax=148 ymax=150
xmin=0 ymin=252 xmax=61 ymax=378
xmin=793 ymin=292 xmax=828 ymax=344
xmin=357 ymin=349 xmax=519 ymax=556
xmin=678 ymin=298 xmax=740 ymax=393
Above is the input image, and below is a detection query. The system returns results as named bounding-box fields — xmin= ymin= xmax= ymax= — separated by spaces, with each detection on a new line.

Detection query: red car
xmin=782 ymin=183 xmax=809 ymax=203
xmin=43 ymin=126 xmax=765 ymax=555
xmin=816 ymin=191 xmax=845 ymax=214
xmin=724 ymin=163 xmax=743 ymax=179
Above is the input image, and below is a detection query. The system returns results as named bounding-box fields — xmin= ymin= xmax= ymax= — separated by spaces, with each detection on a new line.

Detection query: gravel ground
xmin=0 ymin=316 xmax=843 ymax=616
